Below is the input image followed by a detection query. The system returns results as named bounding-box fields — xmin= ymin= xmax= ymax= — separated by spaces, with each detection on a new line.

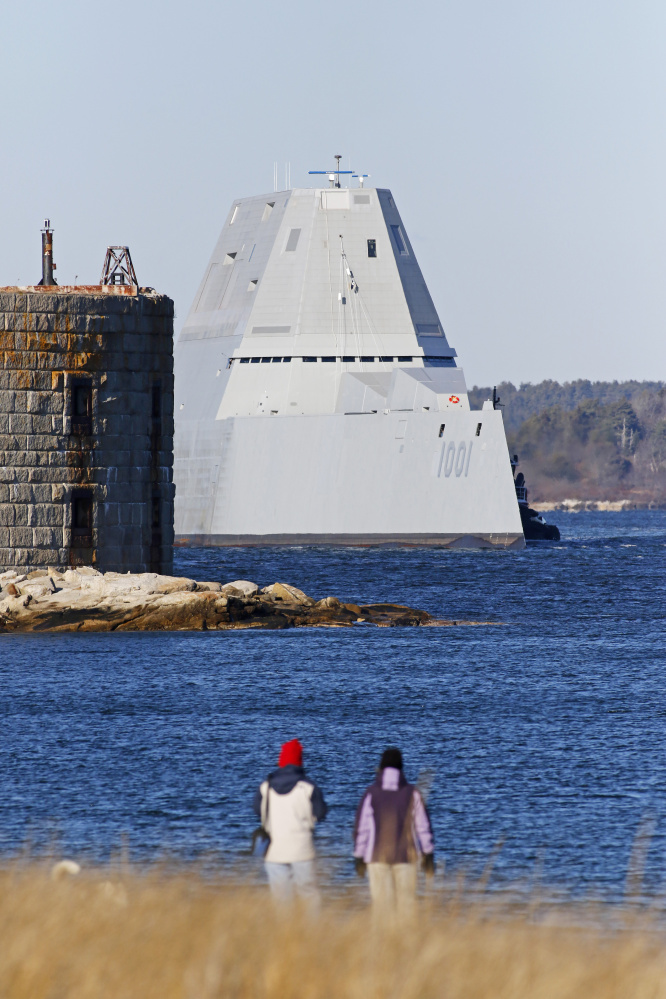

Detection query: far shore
xmin=532 ymin=499 xmax=666 ymax=512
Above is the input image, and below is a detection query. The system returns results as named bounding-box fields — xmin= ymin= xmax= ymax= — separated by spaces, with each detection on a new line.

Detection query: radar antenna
xmin=309 ymin=154 xmax=354 ymax=188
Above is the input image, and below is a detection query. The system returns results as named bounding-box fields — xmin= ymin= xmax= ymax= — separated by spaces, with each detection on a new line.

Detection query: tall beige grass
xmin=1 ymin=865 xmax=665 ymax=999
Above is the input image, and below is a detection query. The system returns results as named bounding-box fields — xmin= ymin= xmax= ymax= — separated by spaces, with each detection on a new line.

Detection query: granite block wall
xmin=0 ymin=286 xmax=175 ymax=572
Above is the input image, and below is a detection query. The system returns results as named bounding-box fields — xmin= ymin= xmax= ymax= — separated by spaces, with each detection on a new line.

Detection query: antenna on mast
xmin=309 ymin=155 xmax=354 ymax=188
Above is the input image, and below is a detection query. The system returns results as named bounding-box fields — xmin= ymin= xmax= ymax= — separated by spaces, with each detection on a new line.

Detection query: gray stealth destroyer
xmin=174 ymin=177 xmax=524 ymax=548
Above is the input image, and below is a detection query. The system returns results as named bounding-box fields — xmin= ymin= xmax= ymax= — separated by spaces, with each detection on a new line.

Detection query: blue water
xmin=1 ymin=511 xmax=665 ymax=899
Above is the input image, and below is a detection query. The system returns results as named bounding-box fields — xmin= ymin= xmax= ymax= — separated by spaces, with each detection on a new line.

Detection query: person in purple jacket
xmin=353 ymin=746 xmax=434 ymax=915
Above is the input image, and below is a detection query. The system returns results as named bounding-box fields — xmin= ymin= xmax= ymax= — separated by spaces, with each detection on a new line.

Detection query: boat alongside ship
xmin=512 ymin=456 xmax=561 ymax=541
xmin=173 ymin=168 xmax=539 ymax=548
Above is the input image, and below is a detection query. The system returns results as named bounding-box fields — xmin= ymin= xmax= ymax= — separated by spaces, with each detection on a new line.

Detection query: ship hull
xmin=174 ymin=408 xmax=524 ymax=549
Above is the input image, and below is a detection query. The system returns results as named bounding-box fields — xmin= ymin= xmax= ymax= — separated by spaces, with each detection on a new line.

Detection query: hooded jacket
xmin=253 ymin=764 xmax=327 ymax=864
xmin=353 ymin=767 xmax=434 ymax=864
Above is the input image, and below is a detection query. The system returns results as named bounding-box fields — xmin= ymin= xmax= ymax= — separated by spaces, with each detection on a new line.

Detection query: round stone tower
xmin=0 ymin=282 xmax=175 ymax=573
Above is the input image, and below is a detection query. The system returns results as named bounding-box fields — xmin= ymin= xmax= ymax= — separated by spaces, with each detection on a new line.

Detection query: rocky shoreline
xmin=0 ymin=567 xmax=489 ymax=633
xmin=531 ymin=499 xmax=665 ymax=512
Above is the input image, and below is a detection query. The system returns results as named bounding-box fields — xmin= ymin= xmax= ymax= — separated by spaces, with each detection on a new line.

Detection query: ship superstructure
xmin=174 ymin=178 xmax=524 ymax=547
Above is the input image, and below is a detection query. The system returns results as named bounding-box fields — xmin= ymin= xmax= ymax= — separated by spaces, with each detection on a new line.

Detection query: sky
xmin=2 ymin=0 xmax=665 ymax=387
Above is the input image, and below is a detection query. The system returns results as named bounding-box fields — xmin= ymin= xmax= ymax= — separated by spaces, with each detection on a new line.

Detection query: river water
xmin=1 ymin=511 xmax=665 ymax=899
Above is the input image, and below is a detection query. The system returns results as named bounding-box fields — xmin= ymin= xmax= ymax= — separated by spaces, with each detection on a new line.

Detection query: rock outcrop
xmin=0 ymin=567 xmax=458 ymax=632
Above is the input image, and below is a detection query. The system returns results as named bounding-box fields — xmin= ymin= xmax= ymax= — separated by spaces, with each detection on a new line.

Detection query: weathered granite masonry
xmin=0 ymin=286 xmax=174 ymax=572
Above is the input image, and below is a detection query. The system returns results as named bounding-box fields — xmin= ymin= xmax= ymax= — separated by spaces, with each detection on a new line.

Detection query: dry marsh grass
xmin=1 ymin=865 xmax=666 ymax=999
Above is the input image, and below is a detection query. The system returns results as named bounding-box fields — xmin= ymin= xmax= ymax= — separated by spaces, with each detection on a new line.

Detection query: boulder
xmin=156 ymin=578 xmax=197 ymax=594
xmin=224 ymin=580 xmax=259 ymax=596
xmin=16 ymin=577 xmax=57 ymax=599
xmin=263 ymin=582 xmax=314 ymax=606
xmin=315 ymin=596 xmax=341 ymax=609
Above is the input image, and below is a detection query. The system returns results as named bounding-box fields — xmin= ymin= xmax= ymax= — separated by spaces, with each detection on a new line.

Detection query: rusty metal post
xmin=40 ymin=219 xmax=56 ymax=286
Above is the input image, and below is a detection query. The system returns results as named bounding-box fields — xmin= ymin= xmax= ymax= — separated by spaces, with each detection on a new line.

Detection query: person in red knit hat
xmin=253 ymin=739 xmax=327 ymax=903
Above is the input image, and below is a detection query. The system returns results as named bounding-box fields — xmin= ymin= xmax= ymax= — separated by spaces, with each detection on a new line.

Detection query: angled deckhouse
xmin=174 ymin=182 xmax=524 ymax=547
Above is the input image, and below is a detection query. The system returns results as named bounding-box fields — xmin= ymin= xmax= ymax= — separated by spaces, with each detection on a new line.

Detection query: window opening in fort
xmin=70 ymin=381 xmax=92 ymax=435
xmin=151 ymin=382 xmax=162 ymax=420
xmin=71 ymin=493 xmax=93 ymax=543
xmin=152 ymin=382 xmax=162 ymax=435
xmin=151 ymin=495 xmax=161 ymax=530
xmin=367 ymin=239 xmax=377 ymax=257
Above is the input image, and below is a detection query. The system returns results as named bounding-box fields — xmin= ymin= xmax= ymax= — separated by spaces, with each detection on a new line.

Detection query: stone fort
xmin=0 ymin=228 xmax=174 ymax=573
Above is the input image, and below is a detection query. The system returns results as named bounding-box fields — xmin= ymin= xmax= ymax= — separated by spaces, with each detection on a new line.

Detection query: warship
xmin=174 ymin=166 xmax=525 ymax=548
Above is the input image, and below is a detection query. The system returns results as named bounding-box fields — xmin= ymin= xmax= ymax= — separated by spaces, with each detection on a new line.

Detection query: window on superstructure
xmin=229 ymin=206 xmax=239 ymax=225
xmin=367 ymin=239 xmax=377 ymax=258
xmin=248 ymin=280 xmax=258 ymax=292
xmin=439 ymin=424 xmax=445 ymax=438
xmin=262 ymin=202 xmax=275 ymax=221
xmin=476 ymin=424 xmax=482 ymax=437
xmin=390 ymin=225 xmax=407 ymax=255
xmin=285 ymin=228 xmax=301 ymax=252
xmin=223 ymin=252 xmax=237 ymax=265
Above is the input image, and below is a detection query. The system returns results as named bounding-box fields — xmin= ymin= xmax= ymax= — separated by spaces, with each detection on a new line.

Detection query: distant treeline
xmin=469 ymin=380 xmax=666 ymax=503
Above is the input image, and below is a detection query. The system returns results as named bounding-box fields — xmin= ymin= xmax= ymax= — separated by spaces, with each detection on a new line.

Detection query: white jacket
xmin=257 ymin=769 xmax=326 ymax=863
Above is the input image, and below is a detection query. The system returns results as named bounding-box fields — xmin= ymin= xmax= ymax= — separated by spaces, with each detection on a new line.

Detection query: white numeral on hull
xmin=436 ymin=440 xmax=474 ymax=478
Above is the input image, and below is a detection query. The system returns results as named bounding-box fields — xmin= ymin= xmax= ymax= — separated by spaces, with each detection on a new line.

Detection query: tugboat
xmin=511 ymin=454 xmax=560 ymax=541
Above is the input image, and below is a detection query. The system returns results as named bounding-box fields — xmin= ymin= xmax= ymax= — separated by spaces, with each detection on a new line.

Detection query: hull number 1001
xmin=435 ymin=440 xmax=474 ymax=478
